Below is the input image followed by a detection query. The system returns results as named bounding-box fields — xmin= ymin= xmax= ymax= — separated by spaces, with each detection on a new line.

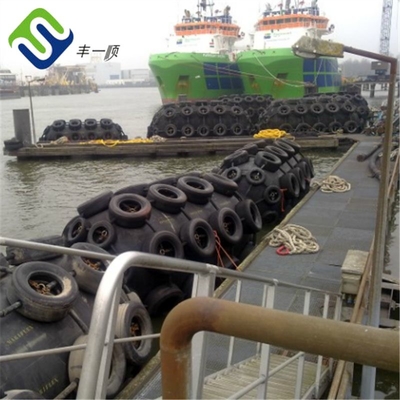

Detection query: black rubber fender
xmin=6 ymin=261 xmax=79 ymax=322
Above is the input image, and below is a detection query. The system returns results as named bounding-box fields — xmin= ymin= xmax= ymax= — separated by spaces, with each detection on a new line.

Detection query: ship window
xmin=303 ymin=74 xmax=314 ymax=83
xmin=217 ymin=63 xmax=230 ymax=74
xmin=229 ymin=63 xmax=240 ymax=72
xmin=316 ymin=75 xmax=325 ymax=87
xmin=325 ymin=61 xmax=332 ymax=73
xmin=206 ymin=77 xmax=220 ymax=89
xmin=293 ymin=18 xmax=298 ymax=22
xmin=201 ymin=25 xmax=205 ymax=29
xmin=269 ymin=20 xmax=276 ymax=25
xmin=285 ymin=18 xmax=291 ymax=23
xmin=204 ymin=63 xmax=217 ymax=75
xmin=219 ymin=77 xmax=232 ymax=89
xmin=303 ymin=59 xmax=315 ymax=72
xmin=277 ymin=19 xmax=283 ymax=24
xmin=188 ymin=26 xmax=193 ymax=30
xmin=316 ymin=59 xmax=325 ymax=72
xmin=231 ymin=77 xmax=244 ymax=89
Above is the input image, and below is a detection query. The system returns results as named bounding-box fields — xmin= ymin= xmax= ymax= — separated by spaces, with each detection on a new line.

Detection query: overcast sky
xmin=0 ymin=0 xmax=399 ymax=78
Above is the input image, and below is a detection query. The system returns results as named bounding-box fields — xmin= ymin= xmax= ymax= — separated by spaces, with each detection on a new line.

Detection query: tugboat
xmin=236 ymin=0 xmax=341 ymax=98
xmin=148 ymin=1 xmax=245 ymax=103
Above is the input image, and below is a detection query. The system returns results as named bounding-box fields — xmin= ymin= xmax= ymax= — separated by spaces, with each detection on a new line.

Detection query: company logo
xmin=9 ymin=8 xmax=74 ymax=69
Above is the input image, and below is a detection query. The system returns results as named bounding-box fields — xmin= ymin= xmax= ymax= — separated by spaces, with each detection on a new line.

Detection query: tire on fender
xmin=69 ymin=242 xmax=111 ymax=295
xmin=254 ymin=151 xmax=282 ymax=172
xmin=263 ymin=185 xmax=282 ymax=205
xmin=77 ymin=190 xmax=113 ymax=218
xmin=109 ymin=193 xmax=152 ymax=228
xmin=144 ymin=231 xmax=184 ymax=259
xmin=222 ymin=166 xmax=242 ymax=182
xmin=144 ymin=284 xmax=184 ymax=316
xmin=62 ymin=216 xmax=89 ymax=247
xmin=147 ymin=184 xmax=187 ymax=214
xmin=177 ymin=175 xmax=214 ymax=204
xmin=279 ymin=172 xmax=300 ymax=198
xmin=87 ymin=220 xmax=116 ymax=249
xmin=235 ymin=199 xmax=262 ymax=233
xmin=202 ymin=172 xmax=238 ymax=196
xmin=115 ymin=300 xmax=153 ymax=365
xmin=68 ymin=335 xmax=126 ymax=398
xmin=208 ymin=208 xmax=243 ymax=244
xmin=6 ymin=261 xmax=79 ymax=322
xmin=180 ymin=218 xmax=216 ymax=258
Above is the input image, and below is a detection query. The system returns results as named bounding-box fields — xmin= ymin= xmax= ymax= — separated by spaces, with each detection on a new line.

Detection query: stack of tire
xmin=147 ymin=101 xmax=253 ymax=138
xmin=255 ymin=93 xmax=370 ymax=135
xmin=38 ymin=118 xmax=128 ymax=142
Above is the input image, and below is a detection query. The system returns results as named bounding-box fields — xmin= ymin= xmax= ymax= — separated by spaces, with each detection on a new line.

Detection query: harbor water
xmin=0 ymin=87 xmax=343 ymax=240
xmin=0 ymin=87 xmax=398 ymax=398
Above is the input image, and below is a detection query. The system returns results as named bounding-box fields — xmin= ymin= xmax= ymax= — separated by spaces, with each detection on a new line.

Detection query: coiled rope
xmin=311 ymin=175 xmax=351 ymax=193
xmin=268 ymin=224 xmax=319 ymax=255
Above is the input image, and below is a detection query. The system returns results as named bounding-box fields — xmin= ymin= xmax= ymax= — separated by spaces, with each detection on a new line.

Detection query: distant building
xmin=121 ymin=69 xmax=152 ymax=83
xmin=84 ymin=56 xmax=122 ymax=85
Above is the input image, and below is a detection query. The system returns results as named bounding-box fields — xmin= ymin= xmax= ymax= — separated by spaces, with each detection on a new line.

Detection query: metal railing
xmin=0 ymin=238 xmax=343 ymax=399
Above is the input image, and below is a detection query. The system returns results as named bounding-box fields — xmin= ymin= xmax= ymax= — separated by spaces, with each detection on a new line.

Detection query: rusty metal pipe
xmin=160 ymin=297 xmax=399 ymax=399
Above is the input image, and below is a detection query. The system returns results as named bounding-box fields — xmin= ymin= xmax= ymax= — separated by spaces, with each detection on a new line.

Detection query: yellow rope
xmin=253 ymin=129 xmax=289 ymax=139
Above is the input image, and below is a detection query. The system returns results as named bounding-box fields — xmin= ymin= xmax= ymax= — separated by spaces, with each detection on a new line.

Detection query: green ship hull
xmin=149 ymin=48 xmax=341 ymax=103
xmin=149 ymin=53 xmax=244 ymax=104
xmin=236 ymin=48 xmax=342 ymax=99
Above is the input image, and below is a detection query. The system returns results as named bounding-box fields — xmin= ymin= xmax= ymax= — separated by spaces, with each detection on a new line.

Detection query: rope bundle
xmin=268 ymin=224 xmax=319 ymax=255
xmin=311 ymin=175 xmax=351 ymax=193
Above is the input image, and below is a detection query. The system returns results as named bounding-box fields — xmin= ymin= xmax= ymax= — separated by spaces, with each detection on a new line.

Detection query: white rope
xmin=268 ymin=224 xmax=319 ymax=255
xmin=311 ymin=175 xmax=351 ymax=193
